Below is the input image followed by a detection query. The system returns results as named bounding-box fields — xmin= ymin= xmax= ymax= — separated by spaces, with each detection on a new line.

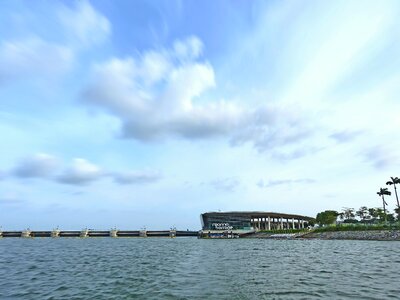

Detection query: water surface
xmin=1 ymin=238 xmax=399 ymax=299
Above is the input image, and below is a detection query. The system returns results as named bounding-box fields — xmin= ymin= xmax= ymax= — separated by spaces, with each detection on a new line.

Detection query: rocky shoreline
xmin=246 ymin=230 xmax=400 ymax=241
xmin=301 ymin=230 xmax=400 ymax=241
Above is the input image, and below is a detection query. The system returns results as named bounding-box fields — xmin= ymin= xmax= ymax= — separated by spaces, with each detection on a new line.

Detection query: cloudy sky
xmin=1 ymin=0 xmax=400 ymax=230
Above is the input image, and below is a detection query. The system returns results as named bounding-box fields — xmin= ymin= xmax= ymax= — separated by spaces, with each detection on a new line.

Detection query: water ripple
xmin=0 ymin=238 xmax=400 ymax=299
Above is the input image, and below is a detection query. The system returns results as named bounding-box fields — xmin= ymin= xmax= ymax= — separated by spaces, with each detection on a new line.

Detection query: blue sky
xmin=1 ymin=0 xmax=400 ymax=230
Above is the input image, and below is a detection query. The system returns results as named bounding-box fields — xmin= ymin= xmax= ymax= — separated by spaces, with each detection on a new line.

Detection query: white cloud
xmin=257 ymin=178 xmax=315 ymax=188
xmin=113 ymin=170 xmax=162 ymax=185
xmin=83 ymin=36 xmax=313 ymax=158
xmin=329 ymin=130 xmax=364 ymax=144
xmin=0 ymin=0 xmax=110 ymax=84
xmin=173 ymin=35 xmax=203 ymax=61
xmin=13 ymin=153 xmax=58 ymax=178
xmin=57 ymin=158 xmax=103 ymax=185
xmin=0 ymin=193 xmax=23 ymax=205
xmin=0 ymin=37 xmax=73 ymax=83
xmin=363 ymin=146 xmax=399 ymax=170
xmin=9 ymin=153 xmax=163 ymax=187
xmin=83 ymin=37 xmax=245 ymax=141
xmin=58 ymin=0 xmax=111 ymax=47
xmin=230 ymin=105 xmax=313 ymax=153
xmin=140 ymin=51 xmax=172 ymax=86
xmin=208 ymin=177 xmax=240 ymax=192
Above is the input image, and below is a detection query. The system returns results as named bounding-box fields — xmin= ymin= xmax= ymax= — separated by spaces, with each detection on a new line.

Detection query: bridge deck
xmin=1 ymin=230 xmax=199 ymax=238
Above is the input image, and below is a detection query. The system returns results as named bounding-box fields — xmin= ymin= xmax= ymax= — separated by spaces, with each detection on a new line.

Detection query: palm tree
xmin=342 ymin=207 xmax=355 ymax=220
xmin=386 ymin=177 xmax=400 ymax=209
xmin=356 ymin=206 xmax=368 ymax=222
xmin=377 ymin=188 xmax=391 ymax=222
xmin=375 ymin=208 xmax=384 ymax=220
xmin=368 ymin=208 xmax=378 ymax=222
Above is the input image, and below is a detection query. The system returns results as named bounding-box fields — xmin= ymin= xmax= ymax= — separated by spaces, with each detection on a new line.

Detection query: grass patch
xmin=313 ymin=222 xmax=400 ymax=233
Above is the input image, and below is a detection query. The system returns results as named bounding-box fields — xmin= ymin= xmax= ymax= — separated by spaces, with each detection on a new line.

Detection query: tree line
xmin=316 ymin=176 xmax=400 ymax=226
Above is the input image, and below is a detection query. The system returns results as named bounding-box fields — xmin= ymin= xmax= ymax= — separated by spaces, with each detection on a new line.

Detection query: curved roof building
xmin=201 ymin=211 xmax=314 ymax=231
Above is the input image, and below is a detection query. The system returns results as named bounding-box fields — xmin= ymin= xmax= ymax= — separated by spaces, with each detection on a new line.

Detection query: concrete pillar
xmin=258 ymin=218 xmax=261 ymax=231
xmin=80 ymin=229 xmax=89 ymax=238
xmin=21 ymin=230 xmax=31 ymax=238
xmin=51 ymin=229 xmax=60 ymax=238
xmin=280 ymin=217 xmax=283 ymax=230
xmin=268 ymin=216 xmax=271 ymax=231
xmin=301 ymin=220 xmax=304 ymax=229
xmin=109 ymin=229 xmax=118 ymax=238
xmin=139 ymin=230 xmax=147 ymax=237
xmin=169 ymin=230 xmax=176 ymax=238
xmin=292 ymin=218 xmax=295 ymax=229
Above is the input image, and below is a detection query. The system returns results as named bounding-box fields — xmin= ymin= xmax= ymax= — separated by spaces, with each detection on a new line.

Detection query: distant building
xmin=200 ymin=211 xmax=314 ymax=231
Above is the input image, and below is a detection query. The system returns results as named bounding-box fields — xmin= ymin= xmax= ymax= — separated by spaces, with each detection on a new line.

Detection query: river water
xmin=0 ymin=238 xmax=399 ymax=299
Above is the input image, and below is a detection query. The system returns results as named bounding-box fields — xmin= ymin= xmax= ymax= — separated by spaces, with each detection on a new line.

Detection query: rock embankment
xmin=246 ymin=232 xmax=307 ymax=239
xmin=301 ymin=230 xmax=400 ymax=241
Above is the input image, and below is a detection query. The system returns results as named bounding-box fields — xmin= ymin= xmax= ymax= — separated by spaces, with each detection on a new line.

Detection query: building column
xmin=268 ymin=216 xmax=271 ymax=231
xmin=280 ymin=217 xmax=283 ymax=230
xmin=301 ymin=220 xmax=304 ymax=229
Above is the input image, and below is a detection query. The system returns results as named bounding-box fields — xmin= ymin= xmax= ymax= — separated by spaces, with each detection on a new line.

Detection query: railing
xmin=0 ymin=229 xmax=199 ymax=238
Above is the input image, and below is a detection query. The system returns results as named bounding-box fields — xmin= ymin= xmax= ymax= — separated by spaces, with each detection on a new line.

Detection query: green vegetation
xmin=313 ymin=222 xmax=400 ymax=233
xmin=316 ymin=210 xmax=338 ymax=225
xmin=313 ymin=175 xmax=400 ymax=232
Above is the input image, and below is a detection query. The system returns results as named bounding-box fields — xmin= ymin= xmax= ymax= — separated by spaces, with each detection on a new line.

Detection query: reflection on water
xmin=1 ymin=238 xmax=399 ymax=299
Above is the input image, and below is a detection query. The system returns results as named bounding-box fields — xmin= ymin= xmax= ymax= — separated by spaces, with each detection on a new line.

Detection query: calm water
xmin=1 ymin=238 xmax=400 ymax=299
